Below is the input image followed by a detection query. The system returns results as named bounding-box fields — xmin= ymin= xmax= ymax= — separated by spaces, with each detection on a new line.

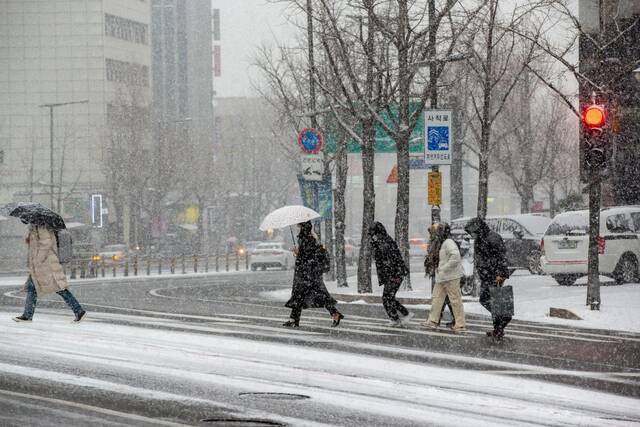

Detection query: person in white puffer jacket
xmin=424 ymin=223 xmax=466 ymax=332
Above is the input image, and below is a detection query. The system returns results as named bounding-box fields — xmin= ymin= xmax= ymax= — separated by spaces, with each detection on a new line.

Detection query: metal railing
xmin=68 ymin=252 xmax=251 ymax=279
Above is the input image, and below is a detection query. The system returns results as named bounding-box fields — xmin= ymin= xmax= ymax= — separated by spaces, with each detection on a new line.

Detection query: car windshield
xmin=515 ymin=216 xmax=552 ymax=235
xmin=545 ymin=212 xmax=589 ymax=236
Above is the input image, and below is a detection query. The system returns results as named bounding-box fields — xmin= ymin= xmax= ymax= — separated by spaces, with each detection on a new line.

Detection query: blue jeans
xmin=23 ymin=276 xmax=84 ymax=319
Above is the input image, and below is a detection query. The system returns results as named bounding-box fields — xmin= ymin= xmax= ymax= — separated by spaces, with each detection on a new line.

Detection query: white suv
xmin=541 ymin=206 xmax=640 ymax=286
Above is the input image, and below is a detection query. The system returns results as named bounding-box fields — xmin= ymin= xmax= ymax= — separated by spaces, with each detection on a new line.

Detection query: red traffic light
xmin=582 ymin=105 xmax=606 ymax=129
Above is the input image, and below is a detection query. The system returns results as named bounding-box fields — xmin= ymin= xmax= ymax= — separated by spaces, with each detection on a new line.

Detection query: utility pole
xmin=39 ymin=100 xmax=88 ymax=210
xmin=428 ymin=0 xmax=440 ymax=225
xmin=582 ymin=102 xmax=608 ymax=310
xmin=306 ymin=0 xmax=336 ymax=279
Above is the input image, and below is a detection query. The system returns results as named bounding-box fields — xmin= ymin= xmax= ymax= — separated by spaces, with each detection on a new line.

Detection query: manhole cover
xmin=238 ymin=392 xmax=310 ymax=401
xmin=201 ymin=419 xmax=285 ymax=426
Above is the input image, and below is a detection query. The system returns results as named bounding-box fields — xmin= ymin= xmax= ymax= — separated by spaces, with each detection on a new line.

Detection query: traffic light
xmin=581 ymin=104 xmax=609 ymax=171
xmin=582 ymin=105 xmax=606 ymax=130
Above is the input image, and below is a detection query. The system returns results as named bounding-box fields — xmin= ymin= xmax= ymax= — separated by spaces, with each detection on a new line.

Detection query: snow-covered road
xmin=1 ymin=309 xmax=639 ymax=426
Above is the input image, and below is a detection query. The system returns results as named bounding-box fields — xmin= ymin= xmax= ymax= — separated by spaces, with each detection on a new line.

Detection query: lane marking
xmin=0 ymin=389 xmax=189 ymax=427
xmin=149 ymin=284 xmax=640 ymax=343
xmin=0 ymin=363 xmax=331 ymax=427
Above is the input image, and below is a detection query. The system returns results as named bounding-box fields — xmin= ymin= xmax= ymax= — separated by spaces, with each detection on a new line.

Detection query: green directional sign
xmin=325 ymin=104 xmax=425 ymax=153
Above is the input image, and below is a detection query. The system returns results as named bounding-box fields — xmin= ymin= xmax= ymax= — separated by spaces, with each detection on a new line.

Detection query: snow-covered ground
xmin=0 ymin=310 xmax=638 ymax=426
xmin=0 ymin=267 xmax=251 ymax=288
xmin=264 ymin=272 xmax=640 ymax=333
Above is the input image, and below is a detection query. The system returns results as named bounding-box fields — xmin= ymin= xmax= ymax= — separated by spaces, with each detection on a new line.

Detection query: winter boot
xmin=283 ymin=319 xmax=299 ymax=328
xmin=12 ymin=315 xmax=31 ymax=322
xmin=400 ymin=312 xmax=415 ymax=326
xmin=73 ymin=310 xmax=87 ymax=323
xmin=331 ymin=312 xmax=344 ymax=327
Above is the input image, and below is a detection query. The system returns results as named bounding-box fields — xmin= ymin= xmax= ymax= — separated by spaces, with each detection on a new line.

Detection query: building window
xmin=105 ymin=14 xmax=148 ymax=45
xmin=106 ymin=58 xmax=149 ymax=87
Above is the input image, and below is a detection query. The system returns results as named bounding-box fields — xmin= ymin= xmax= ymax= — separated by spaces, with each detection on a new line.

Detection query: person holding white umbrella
xmin=260 ymin=207 xmax=343 ymax=328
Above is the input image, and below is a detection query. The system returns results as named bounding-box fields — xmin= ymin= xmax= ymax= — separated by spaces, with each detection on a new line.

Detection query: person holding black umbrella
xmin=9 ymin=204 xmax=86 ymax=322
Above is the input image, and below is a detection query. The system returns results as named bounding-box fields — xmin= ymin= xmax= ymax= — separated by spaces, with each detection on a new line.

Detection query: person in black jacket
xmin=284 ymin=221 xmax=344 ymax=328
xmin=369 ymin=222 xmax=413 ymax=327
xmin=464 ymin=217 xmax=511 ymax=338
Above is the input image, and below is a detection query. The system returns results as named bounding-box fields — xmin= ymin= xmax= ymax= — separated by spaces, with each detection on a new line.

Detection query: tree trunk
xmin=520 ymin=187 xmax=533 ymax=213
xmin=334 ymin=134 xmax=348 ymax=287
xmin=358 ymin=117 xmax=376 ymax=293
xmin=395 ymin=0 xmax=411 ymax=289
xmin=451 ymin=98 xmax=464 ymax=219
xmin=476 ymin=0 xmax=496 ymax=220
xmin=477 ymin=130 xmax=490 ymax=219
xmin=548 ymin=183 xmax=556 ymax=217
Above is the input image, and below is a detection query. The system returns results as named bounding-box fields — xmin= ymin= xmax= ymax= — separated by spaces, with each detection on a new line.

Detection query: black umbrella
xmin=9 ymin=203 xmax=66 ymax=230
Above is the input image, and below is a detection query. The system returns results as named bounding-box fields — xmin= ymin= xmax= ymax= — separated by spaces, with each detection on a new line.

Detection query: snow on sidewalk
xmin=464 ymin=273 xmax=640 ymax=334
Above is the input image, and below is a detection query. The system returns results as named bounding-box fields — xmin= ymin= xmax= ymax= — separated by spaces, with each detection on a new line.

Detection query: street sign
xmin=301 ymin=154 xmax=323 ymax=181
xmin=428 ymin=171 xmax=442 ymax=205
xmin=386 ymin=165 xmax=398 ymax=184
xmin=424 ymin=110 xmax=452 ymax=165
xmin=325 ymin=103 xmax=425 ymax=154
xmin=91 ymin=194 xmax=103 ymax=228
xmin=298 ymin=128 xmax=324 ymax=154
xmin=297 ymin=174 xmax=332 ymax=219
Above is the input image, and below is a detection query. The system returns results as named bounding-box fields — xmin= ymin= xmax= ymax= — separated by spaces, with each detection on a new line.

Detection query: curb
xmin=333 ymin=293 xmax=476 ymax=305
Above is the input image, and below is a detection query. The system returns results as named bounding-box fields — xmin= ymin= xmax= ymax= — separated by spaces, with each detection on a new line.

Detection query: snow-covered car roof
xmin=451 ymin=214 xmax=551 ymax=235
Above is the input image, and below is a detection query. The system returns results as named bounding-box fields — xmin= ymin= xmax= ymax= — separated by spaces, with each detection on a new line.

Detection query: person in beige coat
xmin=13 ymin=225 xmax=86 ymax=322
xmin=423 ymin=223 xmax=466 ymax=332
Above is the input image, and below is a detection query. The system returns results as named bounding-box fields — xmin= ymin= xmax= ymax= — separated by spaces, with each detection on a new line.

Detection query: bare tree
xmin=462 ymin=0 xmax=548 ymax=218
xmin=104 ymin=85 xmax=152 ymax=246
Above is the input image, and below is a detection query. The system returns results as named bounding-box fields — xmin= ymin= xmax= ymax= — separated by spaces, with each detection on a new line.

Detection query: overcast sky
xmin=213 ymin=0 xmax=296 ymax=98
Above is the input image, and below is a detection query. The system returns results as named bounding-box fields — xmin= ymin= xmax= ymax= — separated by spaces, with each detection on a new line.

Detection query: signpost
xmin=424 ymin=110 xmax=453 ymax=165
xmin=425 ymin=110 xmax=452 ymax=224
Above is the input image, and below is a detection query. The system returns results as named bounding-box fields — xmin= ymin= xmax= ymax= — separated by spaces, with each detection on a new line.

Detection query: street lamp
xmin=39 ymin=100 xmax=89 ymax=210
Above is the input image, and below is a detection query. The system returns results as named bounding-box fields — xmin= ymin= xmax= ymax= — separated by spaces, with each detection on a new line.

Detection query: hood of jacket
xmin=464 ymin=217 xmax=490 ymax=238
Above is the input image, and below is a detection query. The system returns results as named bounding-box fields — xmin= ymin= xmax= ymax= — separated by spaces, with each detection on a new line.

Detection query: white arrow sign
xmin=302 ymin=154 xmax=323 ymax=181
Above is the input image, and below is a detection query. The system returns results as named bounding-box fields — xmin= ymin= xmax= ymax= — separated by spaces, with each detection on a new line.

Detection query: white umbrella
xmin=259 ymin=205 xmax=320 ymax=231
xmin=260 ymin=205 xmax=321 ymax=247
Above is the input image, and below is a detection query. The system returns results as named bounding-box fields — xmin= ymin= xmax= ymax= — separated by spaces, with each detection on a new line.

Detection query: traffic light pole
xmin=586 ymin=162 xmax=601 ymax=310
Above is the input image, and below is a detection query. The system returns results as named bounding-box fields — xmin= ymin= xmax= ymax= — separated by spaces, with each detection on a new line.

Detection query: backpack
xmin=55 ymin=229 xmax=73 ymax=264
xmin=317 ymin=245 xmax=331 ymax=274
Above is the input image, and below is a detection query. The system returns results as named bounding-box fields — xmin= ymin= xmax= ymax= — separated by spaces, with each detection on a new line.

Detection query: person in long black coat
xmin=464 ymin=217 xmax=511 ymax=338
xmin=369 ymin=222 xmax=413 ymax=327
xmin=284 ymin=221 xmax=344 ymax=328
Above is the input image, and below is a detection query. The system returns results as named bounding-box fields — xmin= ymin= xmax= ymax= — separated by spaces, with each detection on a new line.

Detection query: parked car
xmin=541 ymin=206 xmax=640 ymax=286
xmin=244 ymin=241 xmax=263 ymax=255
xmin=250 ymin=242 xmax=295 ymax=271
xmin=96 ymin=244 xmax=128 ymax=266
xmin=344 ymin=237 xmax=359 ymax=265
xmin=409 ymin=237 xmax=429 ymax=258
xmin=451 ymin=214 xmax=551 ymax=275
